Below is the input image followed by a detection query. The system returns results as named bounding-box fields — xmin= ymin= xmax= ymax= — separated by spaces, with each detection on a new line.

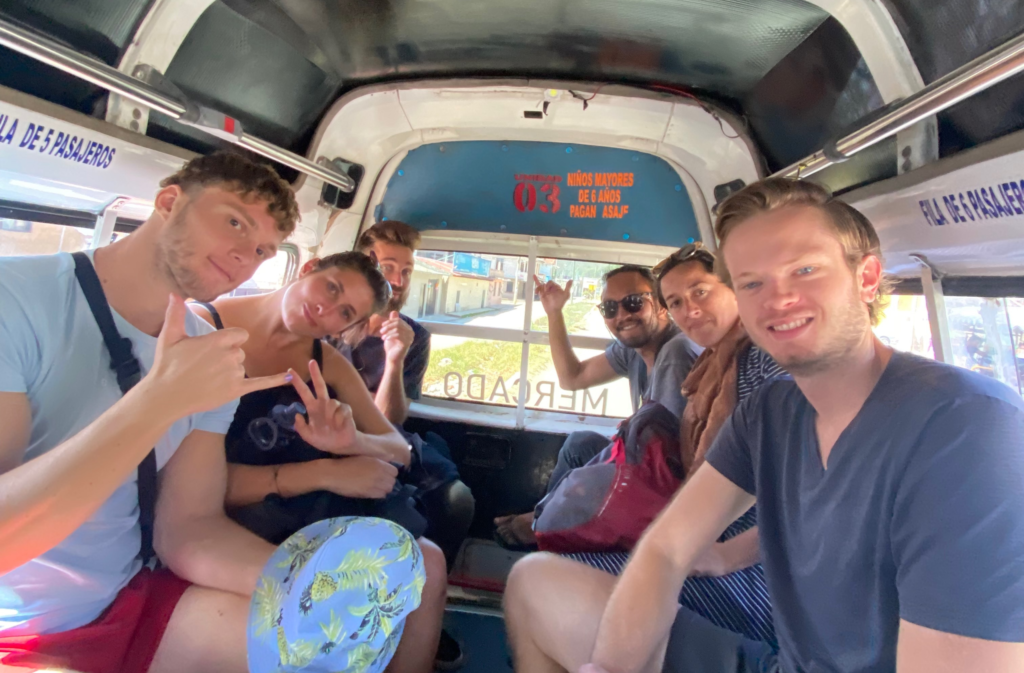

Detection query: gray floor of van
xmin=440 ymin=538 xmax=524 ymax=672
xmin=443 ymin=609 xmax=513 ymax=673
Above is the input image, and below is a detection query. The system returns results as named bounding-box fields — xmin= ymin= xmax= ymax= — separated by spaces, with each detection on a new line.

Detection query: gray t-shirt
xmin=707 ymin=352 xmax=1024 ymax=671
xmin=604 ymin=325 xmax=700 ymax=415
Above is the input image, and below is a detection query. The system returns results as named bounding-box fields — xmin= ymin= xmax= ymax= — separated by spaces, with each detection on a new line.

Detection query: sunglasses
xmin=597 ymin=292 xmax=653 ymax=319
xmin=653 ymin=242 xmax=716 ymax=281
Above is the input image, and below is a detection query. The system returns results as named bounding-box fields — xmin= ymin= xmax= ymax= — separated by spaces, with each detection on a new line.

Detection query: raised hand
xmin=148 ymin=295 xmax=292 ymax=417
xmin=381 ymin=311 xmax=414 ymax=365
xmin=314 ymin=456 xmax=398 ymax=499
xmin=289 ymin=359 xmax=359 ymax=455
xmin=533 ymin=275 xmax=573 ymax=316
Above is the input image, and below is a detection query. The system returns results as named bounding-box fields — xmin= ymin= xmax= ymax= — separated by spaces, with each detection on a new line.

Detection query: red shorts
xmin=0 ymin=569 xmax=191 ymax=673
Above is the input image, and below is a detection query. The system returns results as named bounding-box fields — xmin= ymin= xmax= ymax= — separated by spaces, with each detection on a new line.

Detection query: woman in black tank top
xmin=193 ymin=252 xmax=451 ymax=672
xmin=191 ymin=252 xmax=419 ymax=529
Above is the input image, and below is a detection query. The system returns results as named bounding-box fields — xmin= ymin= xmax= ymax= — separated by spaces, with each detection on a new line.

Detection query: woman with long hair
xmin=192 ymin=251 xmax=447 ymax=673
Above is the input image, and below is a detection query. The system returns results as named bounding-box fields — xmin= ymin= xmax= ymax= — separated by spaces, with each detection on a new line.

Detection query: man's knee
xmin=505 ymin=552 xmax=568 ymax=616
xmin=560 ymin=431 xmax=608 ymax=464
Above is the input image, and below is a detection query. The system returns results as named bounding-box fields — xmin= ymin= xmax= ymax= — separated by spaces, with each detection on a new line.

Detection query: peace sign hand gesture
xmin=289 ymin=359 xmax=359 ymax=456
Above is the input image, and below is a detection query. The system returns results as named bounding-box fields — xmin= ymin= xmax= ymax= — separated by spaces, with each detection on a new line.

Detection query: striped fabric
xmin=564 ymin=344 xmax=786 ymax=647
xmin=564 ymin=550 xmax=775 ymax=646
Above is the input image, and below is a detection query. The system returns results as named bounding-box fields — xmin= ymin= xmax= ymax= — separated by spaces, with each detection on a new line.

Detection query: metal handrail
xmin=0 ymin=18 xmax=355 ymax=192
xmin=774 ymin=30 xmax=1024 ymax=179
xmin=0 ymin=20 xmax=189 ymax=118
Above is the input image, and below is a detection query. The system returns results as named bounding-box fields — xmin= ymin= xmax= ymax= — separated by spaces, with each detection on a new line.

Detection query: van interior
xmin=2 ymin=1 xmax=1023 ymax=670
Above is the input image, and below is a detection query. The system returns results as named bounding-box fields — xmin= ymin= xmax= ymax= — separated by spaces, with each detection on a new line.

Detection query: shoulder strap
xmin=192 ymin=301 xmax=224 ymax=330
xmin=72 ymin=253 xmax=142 ymax=391
xmin=71 ymin=252 xmax=158 ymax=566
xmin=313 ymin=339 xmax=324 ymax=368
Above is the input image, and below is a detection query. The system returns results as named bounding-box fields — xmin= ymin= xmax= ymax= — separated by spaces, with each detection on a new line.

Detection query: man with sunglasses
xmin=495 ymin=264 xmax=699 ymax=550
xmin=547 ymin=264 xmax=699 ymax=417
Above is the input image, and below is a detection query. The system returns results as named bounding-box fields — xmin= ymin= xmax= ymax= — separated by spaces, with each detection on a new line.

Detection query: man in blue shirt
xmin=505 ymin=178 xmax=1024 ymax=672
xmin=0 ymin=154 xmax=448 ymax=673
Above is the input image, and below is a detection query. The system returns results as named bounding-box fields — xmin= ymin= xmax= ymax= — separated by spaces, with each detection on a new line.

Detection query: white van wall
xmin=0 ymin=85 xmax=192 ymax=215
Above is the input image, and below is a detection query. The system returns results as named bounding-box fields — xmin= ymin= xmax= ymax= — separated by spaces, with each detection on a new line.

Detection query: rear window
xmin=404 ymin=250 xmax=633 ymax=419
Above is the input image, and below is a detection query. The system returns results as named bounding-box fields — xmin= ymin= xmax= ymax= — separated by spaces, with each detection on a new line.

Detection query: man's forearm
xmin=717 ymin=527 xmax=760 ymax=574
xmin=547 ymin=311 xmax=585 ymax=389
xmin=159 ymin=513 xmax=275 ymax=597
xmin=375 ymin=361 xmax=410 ymax=425
xmin=591 ymin=466 xmax=756 ymax=672
xmin=0 ymin=381 xmax=178 ymax=574
xmin=591 ymin=536 xmax=692 ymax=672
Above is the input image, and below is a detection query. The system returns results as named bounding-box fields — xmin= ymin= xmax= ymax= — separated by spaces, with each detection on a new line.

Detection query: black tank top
xmin=194 ymin=302 xmax=338 ymax=467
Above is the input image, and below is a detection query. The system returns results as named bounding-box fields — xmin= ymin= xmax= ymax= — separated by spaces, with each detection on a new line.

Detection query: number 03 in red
xmin=514 ymin=182 xmax=561 ymax=214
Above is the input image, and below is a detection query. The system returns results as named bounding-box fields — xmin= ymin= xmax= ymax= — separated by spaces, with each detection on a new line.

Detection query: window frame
xmin=885 ymin=267 xmax=1024 ymax=398
xmin=408 ymin=233 xmax=675 ymax=430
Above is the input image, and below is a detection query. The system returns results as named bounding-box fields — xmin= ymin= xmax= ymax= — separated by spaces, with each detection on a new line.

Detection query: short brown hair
xmin=602 ymin=264 xmax=657 ymax=291
xmin=714 ymin=178 xmax=892 ymax=326
xmin=160 ymin=151 xmax=299 ymax=234
xmin=356 ymin=220 xmax=421 ymax=253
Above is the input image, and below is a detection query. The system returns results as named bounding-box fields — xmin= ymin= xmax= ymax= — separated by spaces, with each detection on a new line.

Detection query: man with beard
xmin=494 ymin=265 xmax=699 ymax=550
xmin=334 ymin=220 xmax=431 ymax=425
xmin=0 ymin=152 xmax=302 ymax=671
xmin=505 ymin=178 xmax=1024 ymax=673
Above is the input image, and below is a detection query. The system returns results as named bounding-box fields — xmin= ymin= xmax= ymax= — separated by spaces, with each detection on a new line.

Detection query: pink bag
xmin=533 ymin=403 xmax=684 ymax=554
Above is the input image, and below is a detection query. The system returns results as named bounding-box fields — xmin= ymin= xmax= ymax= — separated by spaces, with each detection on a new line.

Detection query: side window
xmin=876 ymin=293 xmax=1024 ymax=398
xmin=946 ymin=297 xmax=1021 ymax=396
xmin=0 ymin=219 xmax=104 ymax=255
xmin=404 ymin=250 xmax=633 ymax=419
xmin=222 ymin=244 xmax=300 ymax=297
xmin=875 ymin=294 xmax=935 ymax=359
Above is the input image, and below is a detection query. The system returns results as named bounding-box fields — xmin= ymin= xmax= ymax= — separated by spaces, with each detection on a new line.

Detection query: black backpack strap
xmin=72 ymin=253 xmax=142 ymax=391
xmin=71 ymin=252 xmax=158 ymax=566
xmin=191 ymin=301 xmax=224 ymax=330
xmin=313 ymin=339 xmax=324 ymax=369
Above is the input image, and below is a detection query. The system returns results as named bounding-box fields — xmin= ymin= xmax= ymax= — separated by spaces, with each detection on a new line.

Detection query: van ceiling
xmin=1 ymin=0 xmax=1023 ymax=194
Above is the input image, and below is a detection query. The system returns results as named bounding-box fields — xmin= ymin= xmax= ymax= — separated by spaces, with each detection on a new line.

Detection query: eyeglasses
xmin=597 ymin=292 xmax=653 ymax=319
xmin=653 ymin=242 xmax=716 ymax=281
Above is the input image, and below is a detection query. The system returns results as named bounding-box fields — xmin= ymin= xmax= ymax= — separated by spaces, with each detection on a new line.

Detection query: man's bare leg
xmin=505 ymin=554 xmax=670 ymax=673
xmin=150 ymin=584 xmax=249 ymax=673
xmin=151 ymin=538 xmax=447 ymax=673
xmin=504 ymin=553 xmax=603 ymax=672
xmin=385 ymin=538 xmax=447 ymax=673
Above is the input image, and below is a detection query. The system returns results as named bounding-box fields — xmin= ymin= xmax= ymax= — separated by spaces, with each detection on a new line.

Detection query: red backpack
xmin=533 ymin=402 xmax=684 ymax=554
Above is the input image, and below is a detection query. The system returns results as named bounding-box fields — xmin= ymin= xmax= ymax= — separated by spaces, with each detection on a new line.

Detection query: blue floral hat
xmin=248 ymin=517 xmax=426 ymax=673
